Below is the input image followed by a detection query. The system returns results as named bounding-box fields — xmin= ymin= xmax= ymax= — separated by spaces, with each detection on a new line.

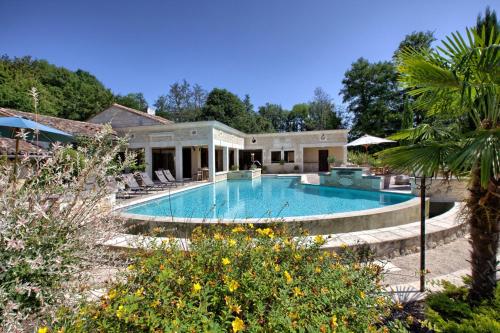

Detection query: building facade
xmin=89 ymin=104 xmax=348 ymax=181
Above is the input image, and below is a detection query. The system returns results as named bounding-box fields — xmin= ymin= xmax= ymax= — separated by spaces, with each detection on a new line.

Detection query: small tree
xmin=380 ymin=21 xmax=499 ymax=302
xmin=0 ymin=127 xmax=133 ymax=331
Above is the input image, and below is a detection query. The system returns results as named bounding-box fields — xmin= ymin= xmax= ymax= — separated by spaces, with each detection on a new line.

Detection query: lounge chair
xmin=136 ymin=172 xmax=165 ymax=190
xmin=121 ymin=173 xmax=148 ymax=194
xmin=163 ymin=169 xmax=183 ymax=184
xmin=155 ymin=170 xmax=176 ymax=187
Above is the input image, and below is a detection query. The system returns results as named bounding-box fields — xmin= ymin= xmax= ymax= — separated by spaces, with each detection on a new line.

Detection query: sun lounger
xmin=136 ymin=172 xmax=165 ymax=190
xmin=121 ymin=173 xmax=148 ymax=194
xmin=163 ymin=169 xmax=183 ymax=184
xmin=155 ymin=170 xmax=176 ymax=187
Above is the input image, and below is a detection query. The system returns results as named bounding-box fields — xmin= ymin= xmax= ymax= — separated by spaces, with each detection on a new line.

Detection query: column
xmin=343 ymin=145 xmax=347 ymax=165
xmin=208 ymin=131 xmax=216 ymax=182
xmin=196 ymin=147 xmax=202 ymax=169
xmin=234 ymin=149 xmax=239 ymax=169
xmin=175 ymin=144 xmax=183 ymax=181
xmin=222 ymin=146 xmax=229 ymax=171
xmin=145 ymin=146 xmax=153 ymax=178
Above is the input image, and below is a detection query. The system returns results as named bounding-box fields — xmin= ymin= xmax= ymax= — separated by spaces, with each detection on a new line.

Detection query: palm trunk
xmin=467 ymin=167 xmax=500 ymax=304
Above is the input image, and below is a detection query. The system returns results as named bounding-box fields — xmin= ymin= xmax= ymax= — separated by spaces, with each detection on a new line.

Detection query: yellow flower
xmin=214 ymin=233 xmax=224 ymax=240
xmin=272 ymin=243 xmax=281 ymax=252
xmin=222 ymin=257 xmax=231 ymax=266
xmin=274 ymin=264 xmax=281 ymax=272
xmin=256 ymin=227 xmax=274 ymax=238
xmin=330 ymin=315 xmax=338 ymax=330
xmin=314 ymin=235 xmax=325 ymax=245
xmin=293 ymin=287 xmax=304 ymax=297
xmin=126 ymin=264 xmax=135 ymax=271
xmin=284 ymin=271 xmax=293 ymax=284
xmin=294 ymin=254 xmax=302 ymax=261
xmin=116 ymin=305 xmax=125 ymax=318
xmin=230 ymin=303 xmax=242 ymax=314
xmin=232 ymin=226 xmax=245 ymax=233
xmin=135 ymin=287 xmax=144 ymax=297
xmin=107 ymin=289 xmax=117 ymax=300
xmin=359 ymin=291 xmax=366 ymax=299
xmin=228 ymin=239 xmax=237 ymax=247
xmin=150 ymin=299 xmax=161 ymax=308
xmin=315 ymin=267 xmax=322 ymax=273
xmin=38 ymin=327 xmax=49 ymax=333
xmin=192 ymin=283 xmax=202 ymax=293
xmin=248 ymin=223 xmax=254 ymax=228
xmin=232 ymin=317 xmax=245 ymax=332
xmin=289 ymin=312 xmax=299 ymax=320
xmin=227 ymin=279 xmax=240 ymax=292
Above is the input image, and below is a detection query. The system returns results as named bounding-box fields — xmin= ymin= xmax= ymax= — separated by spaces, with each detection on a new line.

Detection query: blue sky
xmin=1 ymin=0 xmax=496 ymax=110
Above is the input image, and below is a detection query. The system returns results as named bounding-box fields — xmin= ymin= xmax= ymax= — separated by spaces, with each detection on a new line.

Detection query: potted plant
xmin=279 ymin=159 xmax=286 ymax=173
xmin=327 ymin=156 xmax=336 ymax=170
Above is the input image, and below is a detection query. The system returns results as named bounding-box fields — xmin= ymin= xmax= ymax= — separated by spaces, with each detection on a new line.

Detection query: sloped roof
xmin=0 ymin=137 xmax=47 ymax=156
xmin=0 ymin=107 xmax=107 ymax=137
xmin=107 ymin=103 xmax=174 ymax=125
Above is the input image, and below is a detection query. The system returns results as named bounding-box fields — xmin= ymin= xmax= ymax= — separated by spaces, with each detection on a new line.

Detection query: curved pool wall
xmin=119 ymin=177 xmax=426 ymax=237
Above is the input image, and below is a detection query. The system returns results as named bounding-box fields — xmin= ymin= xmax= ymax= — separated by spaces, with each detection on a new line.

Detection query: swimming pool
xmin=125 ymin=176 xmax=413 ymax=220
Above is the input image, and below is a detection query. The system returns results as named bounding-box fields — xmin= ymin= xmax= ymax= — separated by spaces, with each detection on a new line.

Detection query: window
xmin=271 ymin=151 xmax=282 ymax=163
xmin=284 ymin=151 xmax=294 ymax=163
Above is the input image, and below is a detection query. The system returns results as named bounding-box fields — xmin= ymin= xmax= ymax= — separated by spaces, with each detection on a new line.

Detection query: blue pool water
xmin=125 ymin=177 xmax=414 ymax=220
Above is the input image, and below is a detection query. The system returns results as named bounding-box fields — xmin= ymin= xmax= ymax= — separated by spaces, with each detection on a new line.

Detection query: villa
xmin=89 ymin=103 xmax=348 ymax=182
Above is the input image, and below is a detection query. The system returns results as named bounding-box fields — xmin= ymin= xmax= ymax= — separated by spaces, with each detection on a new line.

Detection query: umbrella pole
xmin=13 ymin=137 xmax=19 ymax=182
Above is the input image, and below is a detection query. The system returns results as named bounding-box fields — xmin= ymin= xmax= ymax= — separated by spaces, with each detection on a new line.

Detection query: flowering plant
xmin=0 ymin=127 xmax=133 ymax=332
xmin=53 ymin=225 xmax=395 ymax=332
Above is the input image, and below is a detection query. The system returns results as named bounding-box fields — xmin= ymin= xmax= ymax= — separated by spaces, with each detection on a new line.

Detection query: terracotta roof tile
xmin=0 ymin=137 xmax=47 ymax=156
xmin=110 ymin=103 xmax=174 ymax=125
xmin=0 ymin=107 xmax=109 ymax=137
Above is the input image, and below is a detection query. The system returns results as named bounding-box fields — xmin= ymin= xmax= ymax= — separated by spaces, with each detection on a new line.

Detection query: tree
xmin=0 ymin=56 xmax=114 ymax=120
xmin=288 ymin=103 xmax=309 ymax=131
xmin=258 ymin=103 xmax=288 ymax=132
xmin=393 ymin=31 xmax=436 ymax=59
xmin=340 ymin=58 xmax=402 ymax=138
xmin=380 ymin=18 xmax=499 ymax=302
xmin=114 ymin=93 xmax=148 ymax=111
xmin=154 ymin=80 xmax=206 ymax=122
xmin=309 ymin=87 xmax=342 ymax=130
xmin=201 ymin=88 xmax=246 ymax=128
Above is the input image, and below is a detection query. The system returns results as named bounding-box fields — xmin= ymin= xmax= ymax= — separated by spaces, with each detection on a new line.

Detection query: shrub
xmin=425 ymin=280 xmax=500 ymax=332
xmin=230 ymin=165 xmax=239 ymax=171
xmin=0 ymin=127 xmax=133 ymax=331
xmin=348 ymin=151 xmax=382 ymax=167
xmin=52 ymin=226 xmax=395 ymax=332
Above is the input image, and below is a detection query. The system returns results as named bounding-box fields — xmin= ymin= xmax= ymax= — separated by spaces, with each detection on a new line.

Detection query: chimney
xmin=147 ymin=107 xmax=156 ymax=116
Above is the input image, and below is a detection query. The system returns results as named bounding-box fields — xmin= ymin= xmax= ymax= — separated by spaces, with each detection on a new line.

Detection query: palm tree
xmin=379 ymin=22 xmax=499 ymax=303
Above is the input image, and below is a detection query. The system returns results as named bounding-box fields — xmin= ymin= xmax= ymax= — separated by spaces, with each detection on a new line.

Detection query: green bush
xmin=348 ymin=151 xmax=382 ymax=167
xmin=425 ymin=281 xmax=500 ymax=332
xmin=52 ymin=226 xmax=395 ymax=332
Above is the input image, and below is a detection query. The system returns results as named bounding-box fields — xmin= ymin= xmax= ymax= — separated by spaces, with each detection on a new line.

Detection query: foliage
xmin=327 ymin=156 xmax=336 ymax=164
xmin=380 ymin=13 xmax=500 ymax=302
xmin=308 ymin=87 xmax=343 ymax=130
xmin=154 ymin=79 xmax=206 ymax=122
xmin=348 ymin=151 xmax=381 ymax=167
xmin=115 ymin=93 xmax=148 ymax=112
xmin=52 ymin=226 xmax=395 ymax=332
xmin=393 ymin=31 xmax=436 ymax=59
xmin=0 ymin=55 xmax=114 ymax=120
xmin=0 ymin=128 xmax=133 ymax=331
xmin=425 ymin=281 xmax=500 ymax=332
xmin=340 ymin=58 xmax=403 ymax=139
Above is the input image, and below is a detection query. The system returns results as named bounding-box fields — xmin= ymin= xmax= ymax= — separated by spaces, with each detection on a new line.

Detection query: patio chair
xmin=194 ymin=168 xmax=203 ymax=181
xmin=136 ymin=172 xmax=166 ymax=190
xmin=163 ymin=169 xmax=183 ymax=185
xmin=121 ymin=173 xmax=148 ymax=194
xmin=155 ymin=170 xmax=176 ymax=187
